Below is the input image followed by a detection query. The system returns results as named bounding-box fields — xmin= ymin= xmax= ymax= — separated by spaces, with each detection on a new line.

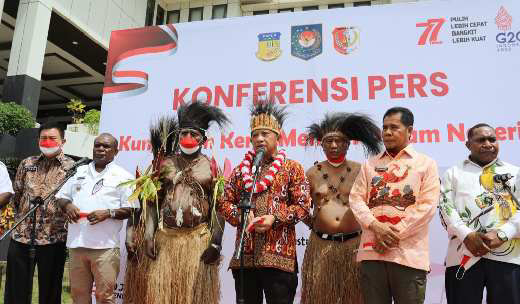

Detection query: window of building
xmin=278 ymin=8 xmax=294 ymax=13
xmin=353 ymin=1 xmax=371 ymax=6
xmin=156 ymin=5 xmax=165 ymax=25
xmin=253 ymin=10 xmax=269 ymax=15
xmin=145 ymin=0 xmax=157 ymax=26
xmin=167 ymin=10 xmax=180 ymax=24
xmin=212 ymin=5 xmax=227 ymax=19
xmin=189 ymin=7 xmax=204 ymax=21
xmin=302 ymin=6 xmax=319 ymax=11
xmin=328 ymin=3 xmax=345 ymax=9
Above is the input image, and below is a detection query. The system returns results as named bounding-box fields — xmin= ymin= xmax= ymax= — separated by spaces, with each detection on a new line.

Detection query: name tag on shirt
xmin=375 ymin=166 xmax=388 ymax=172
xmin=25 ymin=166 xmax=37 ymax=172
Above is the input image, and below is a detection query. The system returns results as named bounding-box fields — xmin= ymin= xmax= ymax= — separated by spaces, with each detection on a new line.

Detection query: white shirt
xmin=439 ymin=158 xmax=520 ymax=267
xmin=56 ymin=161 xmax=137 ymax=249
xmin=0 ymin=161 xmax=13 ymax=194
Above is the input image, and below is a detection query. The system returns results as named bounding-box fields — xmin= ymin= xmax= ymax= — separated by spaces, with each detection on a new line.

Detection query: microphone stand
xmin=235 ymin=163 xmax=262 ymax=304
xmin=0 ymin=166 xmax=78 ymax=302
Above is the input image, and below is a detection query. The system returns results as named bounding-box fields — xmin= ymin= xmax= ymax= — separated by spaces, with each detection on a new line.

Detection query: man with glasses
xmin=218 ymin=99 xmax=311 ymax=304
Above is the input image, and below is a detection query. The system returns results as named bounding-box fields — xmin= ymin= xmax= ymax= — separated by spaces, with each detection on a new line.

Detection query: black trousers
xmin=4 ymin=240 xmax=67 ymax=304
xmin=232 ymin=267 xmax=298 ymax=304
xmin=445 ymin=258 xmax=520 ymax=304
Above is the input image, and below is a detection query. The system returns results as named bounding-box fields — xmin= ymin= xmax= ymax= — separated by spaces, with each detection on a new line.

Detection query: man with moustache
xmin=4 ymin=122 xmax=75 ymax=304
xmin=301 ymin=112 xmax=382 ymax=304
xmin=218 ymin=99 xmax=311 ymax=304
xmin=439 ymin=123 xmax=520 ymax=303
xmin=56 ymin=133 xmax=137 ymax=304
xmin=349 ymin=107 xmax=440 ymax=304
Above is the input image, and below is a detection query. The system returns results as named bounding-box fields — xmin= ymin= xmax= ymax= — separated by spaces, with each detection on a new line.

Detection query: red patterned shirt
xmin=218 ymin=158 xmax=311 ymax=273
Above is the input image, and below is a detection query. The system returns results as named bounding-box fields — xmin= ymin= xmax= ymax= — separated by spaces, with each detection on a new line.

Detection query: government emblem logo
xmin=291 ymin=24 xmax=322 ymax=60
xmin=256 ymin=32 xmax=282 ymax=61
xmin=332 ymin=26 xmax=360 ymax=55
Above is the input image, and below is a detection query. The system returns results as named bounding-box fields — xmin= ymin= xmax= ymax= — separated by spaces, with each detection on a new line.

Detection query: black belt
xmin=314 ymin=230 xmax=361 ymax=242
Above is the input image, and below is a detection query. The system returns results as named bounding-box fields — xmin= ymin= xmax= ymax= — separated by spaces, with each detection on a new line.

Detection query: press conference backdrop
xmin=99 ymin=0 xmax=520 ymax=302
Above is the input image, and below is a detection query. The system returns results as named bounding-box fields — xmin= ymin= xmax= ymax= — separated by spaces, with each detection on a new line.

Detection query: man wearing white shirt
xmin=439 ymin=123 xmax=520 ymax=304
xmin=0 ymin=161 xmax=13 ymax=208
xmin=0 ymin=160 xmax=14 ymax=290
xmin=56 ymin=133 xmax=136 ymax=304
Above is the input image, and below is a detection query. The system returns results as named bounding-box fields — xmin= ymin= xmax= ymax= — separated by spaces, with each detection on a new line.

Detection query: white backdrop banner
xmin=100 ymin=0 xmax=520 ymax=302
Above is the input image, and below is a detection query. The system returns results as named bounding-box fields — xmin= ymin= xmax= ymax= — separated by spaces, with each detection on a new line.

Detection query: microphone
xmin=68 ymin=157 xmax=92 ymax=171
xmin=251 ymin=148 xmax=266 ymax=174
xmin=493 ymin=173 xmax=513 ymax=183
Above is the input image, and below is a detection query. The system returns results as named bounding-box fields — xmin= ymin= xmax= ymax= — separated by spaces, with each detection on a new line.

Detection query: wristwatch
xmin=109 ymin=209 xmax=116 ymax=219
xmin=497 ymin=230 xmax=508 ymax=242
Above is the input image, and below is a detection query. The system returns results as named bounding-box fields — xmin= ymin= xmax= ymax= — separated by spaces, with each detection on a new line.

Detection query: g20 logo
xmin=496 ymin=31 xmax=520 ymax=43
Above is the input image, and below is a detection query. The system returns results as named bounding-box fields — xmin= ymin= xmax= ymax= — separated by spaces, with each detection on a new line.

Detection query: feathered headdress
xmin=149 ymin=101 xmax=230 ymax=157
xmin=306 ymin=112 xmax=382 ymax=156
xmin=150 ymin=116 xmax=178 ymax=158
xmin=178 ymin=101 xmax=230 ymax=135
xmin=250 ymin=97 xmax=288 ymax=134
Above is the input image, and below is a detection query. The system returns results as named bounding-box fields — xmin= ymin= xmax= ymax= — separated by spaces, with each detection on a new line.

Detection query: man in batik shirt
xmin=4 ymin=122 xmax=75 ymax=304
xmin=218 ymin=99 xmax=311 ymax=304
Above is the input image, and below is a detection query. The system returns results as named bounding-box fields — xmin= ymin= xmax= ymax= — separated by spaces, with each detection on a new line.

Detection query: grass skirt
xmin=124 ymin=221 xmax=150 ymax=304
xmin=301 ymin=231 xmax=363 ymax=304
xmin=145 ymin=224 xmax=220 ymax=304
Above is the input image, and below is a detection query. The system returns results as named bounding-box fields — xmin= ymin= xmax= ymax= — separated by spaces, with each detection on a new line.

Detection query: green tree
xmin=0 ymin=102 xmax=36 ymax=136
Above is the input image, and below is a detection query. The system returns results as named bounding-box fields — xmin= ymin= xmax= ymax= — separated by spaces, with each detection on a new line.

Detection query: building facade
xmin=0 ymin=0 xmax=417 ymax=123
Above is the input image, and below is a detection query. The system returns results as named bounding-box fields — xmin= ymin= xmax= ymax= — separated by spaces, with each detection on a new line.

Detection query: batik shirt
xmin=218 ymin=158 xmax=311 ymax=273
xmin=11 ymin=153 xmax=74 ymax=245
xmin=349 ymin=145 xmax=440 ymax=271
xmin=439 ymin=158 xmax=520 ymax=267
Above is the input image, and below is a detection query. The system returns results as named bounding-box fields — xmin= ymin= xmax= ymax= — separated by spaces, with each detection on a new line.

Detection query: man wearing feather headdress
xmin=301 ymin=112 xmax=382 ymax=304
xmin=124 ymin=101 xmax=229 ymax=304
xmin=439 ymin=123 xmax=520 ymax=304
xmin=217 ymin=99 xmax=311 ymax=304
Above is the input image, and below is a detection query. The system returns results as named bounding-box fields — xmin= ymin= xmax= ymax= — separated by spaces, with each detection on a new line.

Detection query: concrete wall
xmin=39 ymin=0 xmax=148 ymax=48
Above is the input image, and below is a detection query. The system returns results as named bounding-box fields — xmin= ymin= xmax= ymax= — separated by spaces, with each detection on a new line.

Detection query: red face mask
xmin=39 ymin=139 xmax=61 ymax=155
xmin=327 ymin=153 xmax=346 ymax=167
xmin=180 ymin=135 xmax=200 ymax=154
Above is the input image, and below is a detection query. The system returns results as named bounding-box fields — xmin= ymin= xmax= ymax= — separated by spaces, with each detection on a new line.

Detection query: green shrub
xmin=0 ymin=102 xmax=35 ymax=136
xmin=83 ymin=109 xmax=100 ymax=135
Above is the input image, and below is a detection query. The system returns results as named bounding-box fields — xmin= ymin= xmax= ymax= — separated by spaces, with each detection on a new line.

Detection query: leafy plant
xmin=0 ymin=102 xmax=36 ymax=136
xmin=0 ymin=156 xmax=20 ymax=235
xmin=66 ymin=99 xmax=86 ymax=124
xmin=83 ymin=109 xmax=100 ymax=135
